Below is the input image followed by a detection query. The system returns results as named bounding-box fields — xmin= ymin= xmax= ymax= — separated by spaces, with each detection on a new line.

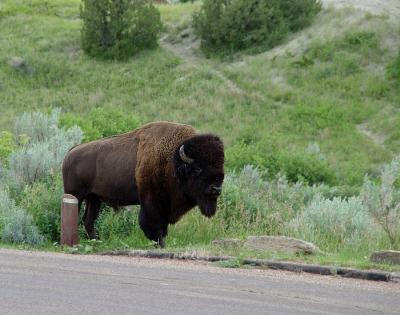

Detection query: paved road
xmin=0 ymin=249 xmax=399 ymax=315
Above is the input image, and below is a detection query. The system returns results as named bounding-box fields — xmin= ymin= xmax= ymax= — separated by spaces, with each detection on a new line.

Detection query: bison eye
xmin=193 ymin=166 xmax=202 ymax=176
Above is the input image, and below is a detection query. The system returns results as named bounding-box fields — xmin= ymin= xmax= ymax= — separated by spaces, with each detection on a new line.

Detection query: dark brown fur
xmin=62 ymin=121 xmax=224 ymax=246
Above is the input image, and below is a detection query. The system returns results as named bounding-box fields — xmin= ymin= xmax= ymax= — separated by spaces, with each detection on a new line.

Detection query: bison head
xmin=174 ymin=134 xmax=225 ymax=217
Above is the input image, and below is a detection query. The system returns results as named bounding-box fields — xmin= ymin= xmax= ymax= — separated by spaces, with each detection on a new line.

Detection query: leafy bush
xmin=0 ymin=131 xmax=15 ymax=164
xmin=387 ymin=51 xmax=400 ymax=81
xmin=60 ymin=107 xmax=141 ymax=142
xmin=193 ymin=0 xmax=321 ymax=54
xmin=96 ymin=207 xmax=136 ymax=240
xmin=80 ymin=0 xmax=162 ymax=60
xmin=19 ymin=175 xmax=63 ymax=242
xmin=226 ymin=142 xmax=336 ymax=185
xmin=0 ymin=189 xmax=44 ymax=245
xmin=361 ymin=157 xmax=400 ymax=246
xmin=286 ymin=194 xmax=377 ymax=251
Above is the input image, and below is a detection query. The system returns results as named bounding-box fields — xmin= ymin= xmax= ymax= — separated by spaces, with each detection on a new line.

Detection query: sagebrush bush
xmin=60 ymin=107 xmax=141 ymax=142
xmin=361 ymin=157 xmax=400 ymax=246
xmin=193 ymin=0 xmax=321 ymax=54
xmin=80 ymin=0 xmax=162 ymax=60
xmin=286 ymin=194 xmax=377 ymax=251
xmin=6 ymin=109 xmax=83 ymax=189
xmin=217 ymin=165 xmax=338 ymax=235
xmin=0 ymin=189 xmax=44 ymax=245
xmin=14 ymin=109 xmax=60 ymax=145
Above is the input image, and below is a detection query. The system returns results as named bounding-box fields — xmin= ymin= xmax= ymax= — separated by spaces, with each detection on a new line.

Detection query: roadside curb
xmin=98 ymin=250 xmax=395 ymax=282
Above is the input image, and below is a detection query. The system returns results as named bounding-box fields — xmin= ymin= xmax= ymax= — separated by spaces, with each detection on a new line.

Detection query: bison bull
xmin=62 ymin=121 xmax=224 ymax=247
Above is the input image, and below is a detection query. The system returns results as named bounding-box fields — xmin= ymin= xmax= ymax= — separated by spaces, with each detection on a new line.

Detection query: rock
xmin=212 ymin=239 xmax=243 ymax=249
xmin=370 ymin=250 xmax=400 ymax=265
xmin=244 ymin=236 xmax=321 ymax=255
xmin=8 ymin=56 xmax=33 ymax=74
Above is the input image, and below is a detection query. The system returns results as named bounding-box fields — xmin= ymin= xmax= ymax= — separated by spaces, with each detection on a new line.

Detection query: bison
xmin=62 ymin=121 xmax=224 ymax=247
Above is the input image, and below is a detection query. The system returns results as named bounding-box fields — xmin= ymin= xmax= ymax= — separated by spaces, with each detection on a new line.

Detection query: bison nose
xmin=210 ymin=185 xmax=222 ymax=196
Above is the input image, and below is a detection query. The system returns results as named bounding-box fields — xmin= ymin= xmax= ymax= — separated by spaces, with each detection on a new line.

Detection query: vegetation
xmin=0 ymin=1 xmax=400 ymax=270
xmin=80 ymin=0 xmax=162 ymax=59
xmin=193 ymin=0 xmax=321 ymax=54
xmin=60 ymin=107 xmax=141 ymax=142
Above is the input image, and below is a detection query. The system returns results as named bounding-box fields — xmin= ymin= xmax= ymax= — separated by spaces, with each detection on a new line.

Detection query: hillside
xmin=0 ymin=0 xmax=399 ymax=185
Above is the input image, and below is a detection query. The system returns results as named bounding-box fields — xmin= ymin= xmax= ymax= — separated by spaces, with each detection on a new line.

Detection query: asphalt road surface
xmin=0 ymin=249 xmax=399 ymax=315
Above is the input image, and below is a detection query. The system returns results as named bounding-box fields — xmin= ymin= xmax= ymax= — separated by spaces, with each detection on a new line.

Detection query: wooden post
xmin=61 ymin=194 xmax=79 ymax=246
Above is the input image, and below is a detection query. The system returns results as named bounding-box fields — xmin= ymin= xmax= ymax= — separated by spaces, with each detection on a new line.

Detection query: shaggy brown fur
xmin=62 ymin=121 xmax=224 ymax=246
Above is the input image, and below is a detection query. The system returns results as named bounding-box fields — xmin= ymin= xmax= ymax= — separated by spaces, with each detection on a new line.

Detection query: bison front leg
xmin=83 ymin=194 xmax=101 ymax=240
xmin=139 ymin=207 xmax=168 ymax=248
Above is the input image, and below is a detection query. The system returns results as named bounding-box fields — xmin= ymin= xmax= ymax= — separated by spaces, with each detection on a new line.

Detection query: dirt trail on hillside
xmin=323 ymin=0 xmax=400 ymax=17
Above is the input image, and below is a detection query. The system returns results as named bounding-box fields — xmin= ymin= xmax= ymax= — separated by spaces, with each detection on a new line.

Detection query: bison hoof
xmin=156 ymin=238 xmax=165 ymax=249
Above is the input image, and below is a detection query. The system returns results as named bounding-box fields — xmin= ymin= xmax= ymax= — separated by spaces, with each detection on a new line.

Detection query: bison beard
xmin=62 ymin=121 xmax=224 ymax=247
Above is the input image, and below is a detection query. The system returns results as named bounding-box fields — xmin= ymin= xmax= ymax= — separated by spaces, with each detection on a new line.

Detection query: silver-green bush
xmin=14 ymin=108 xmax=61 ymax=144
xmin=361 ymin=156 xmax=400 ymax=246
xmin=218 ymin=165 xmax=338 ymax=234
xmin=286 ymin=194 xmax=378 ymax=250
xmin=7 ymin=109 xmax=83 ymax=188
xmin=0 ymin=189 xmax=44 ymax=245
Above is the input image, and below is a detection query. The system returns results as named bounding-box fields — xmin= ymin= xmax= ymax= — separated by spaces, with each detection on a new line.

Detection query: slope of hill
xmin=0 ymin=0 xmax=399 ymax=185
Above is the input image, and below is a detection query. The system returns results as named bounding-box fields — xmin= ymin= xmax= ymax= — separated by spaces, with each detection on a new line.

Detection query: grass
xmin=1 ymin=2 xmax=399 ymax=185
xmin=1 ymin=1 xmax=400 ymax=271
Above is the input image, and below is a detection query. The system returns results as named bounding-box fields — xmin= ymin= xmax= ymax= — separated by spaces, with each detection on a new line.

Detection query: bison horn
xmin=179 ymin=145 xmax=194 ymax=164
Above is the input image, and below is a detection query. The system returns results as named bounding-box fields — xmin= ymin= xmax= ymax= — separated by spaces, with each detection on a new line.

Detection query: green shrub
xmin=193 ymin=0 xmax=321 ymax=54
xmin=387 ymin=51 xmax=400 ymax=81
xmin=80 ymin=0 xmax=162 ymax=60
xmin=226 ymin=142 xmax=336 ymax=185
xmin=0 ymin=189 xmax=44 ymax=245
xmin=216 ymin=166 xmax=338 ymax=236
xmin=96 ymin=207 xmax=136 ymax=241
xmin=19 ymin=176 xmax=63 ymax=242
xmin=0 ymin=131 xmax=15 ymax=165
xmin=60 ymin=107 xmax=141 ymax=142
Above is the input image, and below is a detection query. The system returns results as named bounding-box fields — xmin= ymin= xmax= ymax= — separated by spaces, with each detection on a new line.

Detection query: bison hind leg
xmin=83 ymin=194 xmax=101 ymax=240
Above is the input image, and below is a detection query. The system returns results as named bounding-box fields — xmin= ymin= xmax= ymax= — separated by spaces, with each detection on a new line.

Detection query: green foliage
xmin=19 ymin=175 xmax=63 ymax=242
xmin=193 ymin=0 xmax=321 ymax=54
xmin=96 ymin=207 xmax=136 ymax=241
xmin=0 ymin=131 xmax=15 ymax=164
xmin=216 ymin=166 xmax=338 ymax=236
xmin=60 ymin=107 xmax=141 ymax=142
xmin=226 ymin=142 xmax=336 ymax=185
xmin=0 ymin=189 xmax=44 ymax=245
xmin=387 ymin=51 xmax=400 ymax=81
xmin=80 ymin=0 xmax=162 ymax=60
